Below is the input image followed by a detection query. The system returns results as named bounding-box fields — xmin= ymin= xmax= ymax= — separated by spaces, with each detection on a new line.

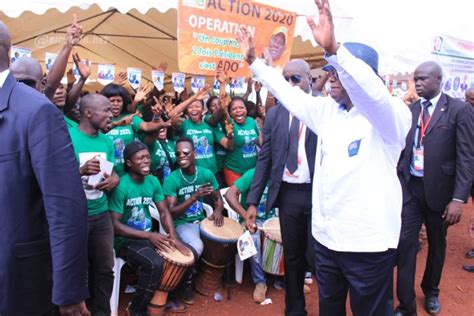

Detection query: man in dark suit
xmin=0 ymin=22 xmax=90 ymax=316
xmin=246 ymin=59 xmax=317 ymax=316
xmin=395 ymin=61 xmax=473 ymax=315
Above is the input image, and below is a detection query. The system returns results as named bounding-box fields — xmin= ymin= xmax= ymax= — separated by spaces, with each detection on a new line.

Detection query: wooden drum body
xmin=150 ymin=246 xmax=194 ymax=306
xmin=194 ymin=217 xmax=243 ymax=296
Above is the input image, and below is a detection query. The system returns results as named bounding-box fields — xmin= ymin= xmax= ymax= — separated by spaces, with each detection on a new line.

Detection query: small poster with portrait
xmin=190 ymin=75 xmax=205 ymax=93
xmin=97 ymin=64 xmax=115 ymax=86
xmin=172 ymin=72 xmax=186 ymax=93
xmin=10 ymin=46 xmax=31 ymax=64
xmin=230 ymin=77 xmax=246 ymax=94
xmin=127 ymin=67 xmax=142 ymax=90
xmin=151 ymin=70 xmax=165 ymax=91
xmin=44 ymin=52 xmax=58 ymax=73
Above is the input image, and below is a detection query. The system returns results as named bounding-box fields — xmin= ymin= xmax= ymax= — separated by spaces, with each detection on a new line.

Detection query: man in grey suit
xmin=0 ymin=22 xmax=90 ymax=316
xmin=245 ymin=59 xmax=317 ymax=315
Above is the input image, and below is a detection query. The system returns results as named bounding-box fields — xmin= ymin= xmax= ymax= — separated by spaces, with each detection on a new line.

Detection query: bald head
xmin=79 ymin=93 xmax=109 ymax=115
xmin=465 ymin=88 xmax=474 ymax=107
xmin=283 ymin=59 xmax=312 ymax=93
xmin=79 ymin=93 xmax=112 ymax=133
xmin=10 ymin=56 xmax=43 ymax=84
xmin=0 ymin=21 xmax=11 ymax=70
xmin=414 ymin=61 xmax=443 ymax=99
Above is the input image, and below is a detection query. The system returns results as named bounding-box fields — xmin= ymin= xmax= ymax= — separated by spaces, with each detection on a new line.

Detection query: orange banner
xmin=178 ymin=0 xmax=296 ymax=77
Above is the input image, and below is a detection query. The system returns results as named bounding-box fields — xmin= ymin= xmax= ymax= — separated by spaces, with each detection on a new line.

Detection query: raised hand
xmin=236 ymin=26 xmax=257 ymax=64
xmin=113 ymin=72 xmax=128 ymax=86
xmin=216 ymin=65 xmax=229 ymax=85
xmin=112 ymin=111 xmax=139 ymax=127
xmin=72 ymin=52 xmax=91 ymax=80
xmin=306 ymin=0 xmax=338 ymax=55
xmin=254 ymin=81 xmax=262 ymax=93
xmin=66 ymin=14 xmax=82 ymax=47
xmin=195 ymin=84 xmax=212 ymax=101
xmin=224 ymin=119 xmax=234 ymax=137
xmin=66 ymin=69 xmax=76 ymax=85
xmin=134 ymin=84 xmax=153 ymax=103
xmin=156 ymin=62 xmax=168 ymax=73
xmin=151 ymin=96 xmax=163 ymax=116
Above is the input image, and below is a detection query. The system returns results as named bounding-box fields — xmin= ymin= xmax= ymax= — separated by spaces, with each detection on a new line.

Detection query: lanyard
xmin=419 ymin=106 xmax=433 ymax=145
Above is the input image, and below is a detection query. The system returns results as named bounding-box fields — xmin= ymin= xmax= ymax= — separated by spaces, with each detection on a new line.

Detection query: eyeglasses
xmin=284 ymin=74 xmax=303 ymax=84
xmin=176 ymin=149 xmax=192 ymax=157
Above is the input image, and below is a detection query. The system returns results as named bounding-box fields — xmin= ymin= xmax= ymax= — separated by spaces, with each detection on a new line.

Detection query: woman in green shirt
xmin=101 ymin=84 xmax=168 ymax=176
xmin=222 ymin=97 xmax=263 ymax=186
xmin=174 ymin=98 xmax=233 ymax=178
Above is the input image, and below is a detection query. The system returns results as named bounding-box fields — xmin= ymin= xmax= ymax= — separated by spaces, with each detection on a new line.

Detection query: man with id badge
xmin=395 ymin=61 xmax=473 ymax=315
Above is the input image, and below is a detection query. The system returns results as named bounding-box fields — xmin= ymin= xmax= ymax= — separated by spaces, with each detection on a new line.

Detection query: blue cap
xmin=322 ymin=42 xmax=379 ymax=74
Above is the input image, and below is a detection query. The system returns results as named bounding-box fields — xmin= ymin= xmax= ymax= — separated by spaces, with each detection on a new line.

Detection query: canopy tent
xmin=0 ymin=0 xmax=472 ymax=88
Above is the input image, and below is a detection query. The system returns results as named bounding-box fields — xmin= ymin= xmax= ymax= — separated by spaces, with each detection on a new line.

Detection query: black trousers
xmin=119 ymin=239 xmax=164 ymax=314
xmin=87 ymin=213 xmax=115 ymax=316
xmin=277 ymin=182 xmax=312 ymax=316
xmin=314 ymin=240 xmax=396 ymax=316
xmin=396 ymin=176 xmax=448 ymax=314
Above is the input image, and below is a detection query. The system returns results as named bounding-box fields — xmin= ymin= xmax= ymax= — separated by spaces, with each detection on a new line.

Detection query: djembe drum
xmin=149 ymin=246 xmax=194 ymax=307
xmin=194 ymin=217 xmax=243 ymax=296
xmin=261 ymin=217 xmax=285 ymax=276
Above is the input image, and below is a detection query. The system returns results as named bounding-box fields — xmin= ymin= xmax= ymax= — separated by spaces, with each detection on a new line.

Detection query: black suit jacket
xmin=247 ymin=103 xmax=317 ymax=210
xmin=0 ymin=73 xmax=89 ymax=315
xmin=398 ymin=93 xmax=473 ymax=211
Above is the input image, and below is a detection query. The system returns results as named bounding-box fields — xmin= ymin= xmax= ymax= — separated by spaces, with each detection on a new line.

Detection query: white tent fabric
xmin=1 ymin=0 xmax=472 ymax=75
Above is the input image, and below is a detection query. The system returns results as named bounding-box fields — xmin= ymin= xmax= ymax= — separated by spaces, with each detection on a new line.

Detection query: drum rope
xmin=201 ymin=257 xmax=232 ymax=269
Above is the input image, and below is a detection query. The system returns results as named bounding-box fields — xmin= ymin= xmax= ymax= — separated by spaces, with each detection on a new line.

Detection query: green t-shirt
xmin=69 ymin=126 xmax=115 ymax=216
xmin=64 ymin=115 xmax=78 ymax=128
xmin=109 ymin=174 xmax=165 ymax=252
xmin=234 ymin=168 xmax=275 ymax=221
xmin=150 ymin=139 xmax=176 ymax=180
xmin=106 ymin=114 xmax=143 ymax=176
xmin=163 ymin=166 xmax=219 ymax=226
xmin=205 ymin=114 xmax=227 ymax=172
xmin=180 ymin=119 xmax=218 ymax=174
xmin=220 ymin=117 xmax=259 ymax=174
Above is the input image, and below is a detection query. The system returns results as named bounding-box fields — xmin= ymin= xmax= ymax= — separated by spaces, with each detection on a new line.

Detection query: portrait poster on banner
xmin=97 ymin=64 xmax=115 ymax=85
xmin=178 ymin=0 xmax=296 ymax=77
xmin=230 ymin=77 xmax=246 ymax=94
xmin=172 ymin=72 xmax=186 ymax=93
xmin=127 ymin=67 xmax=142 ymax=90
xmin=152 ymin=70 xmax=165 ymax=91
xmin=190 ymin=75 xmax=206 ymax=93
xmin=432 ymin=34 xmax=474 ymax=100
xmin=44 ymin=52 xmax=58 ymax=72
xmin=10 ymin=46 xmax=31 ymax=64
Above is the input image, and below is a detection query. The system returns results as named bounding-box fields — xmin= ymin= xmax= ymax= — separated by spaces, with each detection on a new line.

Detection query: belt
xmin=280 ymin=182 xmax=312 ymax=191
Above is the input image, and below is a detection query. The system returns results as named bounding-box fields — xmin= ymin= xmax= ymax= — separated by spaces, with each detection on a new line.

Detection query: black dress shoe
xmin=425 ymin=296 xmax=441 ymax=314
xmin=463 ymin=264 xmax=474 ymax=272
xmin=466 ymin=249 xmax=474 ymax=259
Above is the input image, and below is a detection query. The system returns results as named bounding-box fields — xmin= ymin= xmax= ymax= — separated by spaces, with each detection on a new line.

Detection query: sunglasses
xmin=176 ymin=149 xmax=192 ymax=157
xmin=329 ymin=69 xmax=339 ymax=80
xmin=284 ymin=74 xmax=303 ymax=84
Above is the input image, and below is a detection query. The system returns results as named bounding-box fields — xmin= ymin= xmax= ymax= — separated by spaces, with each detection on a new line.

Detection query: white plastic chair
xmin=220 ymin=188 xmax=245 ymax=284
xmin=110 ymin=251 xmax=126 ymax=316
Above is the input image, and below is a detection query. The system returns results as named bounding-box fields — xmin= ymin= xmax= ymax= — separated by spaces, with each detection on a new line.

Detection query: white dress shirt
xmin=282 ymin=114 xmax=311 ymax=183
xmin=251 ymin=45 xmax=412 ymax=252
xmin=0 ymin=69 xmax=10 ymax=88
